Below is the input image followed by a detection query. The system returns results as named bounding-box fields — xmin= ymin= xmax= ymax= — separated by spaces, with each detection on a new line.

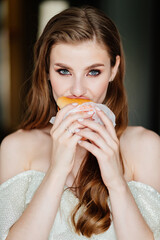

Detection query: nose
xmin=70 ymin=77 xmax=87 ymax=97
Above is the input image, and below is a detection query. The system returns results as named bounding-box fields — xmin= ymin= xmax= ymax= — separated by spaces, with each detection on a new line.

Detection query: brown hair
xmin=21 ymin=6 xmax=128 ymax=237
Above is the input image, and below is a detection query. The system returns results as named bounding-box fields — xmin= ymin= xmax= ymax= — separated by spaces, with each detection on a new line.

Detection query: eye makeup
xmin=55 ymin=68 xmax=101 ymax=77
xmin=56 ymin=69 xmax=70 ymax=75
xmin=88 ymin=69 xmax=101 ymax=76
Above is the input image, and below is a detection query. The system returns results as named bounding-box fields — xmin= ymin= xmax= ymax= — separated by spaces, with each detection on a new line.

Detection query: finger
xmin=59 ymin=129 xmax=83 ymax=146
xmin=69 ymin=132 xmax=84 ymax=146
xmin=50 ymin=111 xmax=94 ymax=138
xmin=77 ymin=119 xmax=118 ymax=149
xmin=78 ymin=138 xmax=102 ymax=159
xmin=96 ymin=109 xmax=118 ymax=143
xmin=62 ymin=121 xmax=85 ymax=138
xmin=78 ymin=133 xmax=117 ymax=162
xmin=76 ymin=128 xmax=109 ymax=150
xmin=52 ymin=103 xmax=78 ymax=130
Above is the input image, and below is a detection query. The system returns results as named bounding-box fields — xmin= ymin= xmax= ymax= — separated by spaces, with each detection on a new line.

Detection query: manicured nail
xmin=95 ymin=106 xmax=101 ymax=111
xmin=75 ymin=128 xmax=80 ymax=133
xmin=87 ymin=111 xmax=94 ymax=115
xmin=78 ymin=140 xmax=82 ymax=144
xmin=72 ymin=102 xmax=78 ymax=106
xmin=78 ymin=118 xmax=84 ymax=122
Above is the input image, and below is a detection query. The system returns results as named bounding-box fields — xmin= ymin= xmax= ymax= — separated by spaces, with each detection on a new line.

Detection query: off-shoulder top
xmin=0 ymin=170 xmax=160 ymax=240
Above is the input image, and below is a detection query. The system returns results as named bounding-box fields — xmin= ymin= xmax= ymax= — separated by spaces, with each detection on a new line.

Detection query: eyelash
xmin=56 ymin=69 xmax=70 ymax=75
xmin=88 ymin=69 xmax=101 ymax=76
xmin=56 ymin=69 xmax=101 ymax=76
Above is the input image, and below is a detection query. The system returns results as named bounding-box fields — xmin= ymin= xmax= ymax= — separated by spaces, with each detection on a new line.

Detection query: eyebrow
xmin=54 ymin=63 xmax=105 ymax=70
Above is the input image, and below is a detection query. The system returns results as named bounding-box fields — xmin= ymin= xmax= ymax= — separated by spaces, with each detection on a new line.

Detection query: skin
xmin=49 ymin=40 xmax=120 ymax=187
xmin=0 ymin=40 xmax=159 ymax=240
xmin=49 ymin=40 xmax=119 ymax=104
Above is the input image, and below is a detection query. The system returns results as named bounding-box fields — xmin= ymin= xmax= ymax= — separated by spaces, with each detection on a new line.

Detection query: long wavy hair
xmin=21 ymin=6 xmax=128 ymax=237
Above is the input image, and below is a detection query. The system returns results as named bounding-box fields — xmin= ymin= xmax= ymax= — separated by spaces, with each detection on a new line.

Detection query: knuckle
xmin=51 ymin=130 xmax=59 ymax=141
xmin=94 ymin=134 xmax=99 ymax=141
xmin=50 ymin=126 xmax=56 ymax=135
xmin=106 ymin=148 xmax=114 ymax=158
xmin=56 ymin=110 xmax=61 ymax=117
xmin=58 ymin=136 xmax=65 ymax=144
xmin=65 ymin=142 xmax=73 ymax=149
xmin=50 ymin=130 xmax=53 ymax=136
xmin=113 ymin=142 xmax=119 ymax=151
xmin=50 ymin=129 xmax=55 ymax=137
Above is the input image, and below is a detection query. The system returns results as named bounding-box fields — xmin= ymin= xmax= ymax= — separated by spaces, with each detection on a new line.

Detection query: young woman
xmin=0 ymin=6 xmax=160 ymax=240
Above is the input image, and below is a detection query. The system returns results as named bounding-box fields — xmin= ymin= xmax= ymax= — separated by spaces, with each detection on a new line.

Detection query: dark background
xmin=0 ymin=0 xmax=159 ymax=143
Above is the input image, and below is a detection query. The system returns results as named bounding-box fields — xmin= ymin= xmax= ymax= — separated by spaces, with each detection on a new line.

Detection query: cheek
xmin=94 ymin=80 xmax=109 ymax=102
xmin=50 ymin=77 xmax=69 ymax=100
xmin=50 ymin=78 xmax=60 ymax=98
xmin=49 ymin=69 xmax=61 ymax=95
xmin=50 ymin=79 xmax=60 ymax=92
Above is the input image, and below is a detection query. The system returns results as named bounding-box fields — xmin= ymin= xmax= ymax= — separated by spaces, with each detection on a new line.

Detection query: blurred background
xmin=0 ymin=0 xmax=159 ymax=143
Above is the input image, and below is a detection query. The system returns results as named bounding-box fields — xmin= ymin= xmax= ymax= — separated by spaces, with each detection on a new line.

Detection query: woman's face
xmin=49 ymin=40 xmax=120 ymax=103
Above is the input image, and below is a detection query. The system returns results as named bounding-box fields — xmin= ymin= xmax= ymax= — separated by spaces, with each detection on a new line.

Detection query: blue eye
xmin=57 ymin=69 xmax=70 ymax=75
xmin=88 ymin=70 xmax=100 ymax=76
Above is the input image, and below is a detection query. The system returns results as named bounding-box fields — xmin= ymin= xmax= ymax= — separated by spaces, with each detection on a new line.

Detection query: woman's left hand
xmin=76 ymin=108 xmax=125 ymax=191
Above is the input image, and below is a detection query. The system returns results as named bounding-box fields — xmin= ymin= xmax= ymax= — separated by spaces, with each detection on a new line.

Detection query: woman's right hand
xmin=49 ymin=104 xmax=92 ymax=178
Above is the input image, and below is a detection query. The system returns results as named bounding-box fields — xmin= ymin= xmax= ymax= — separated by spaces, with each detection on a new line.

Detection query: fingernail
xmin=87 ymin=111 xmax=94 ymax=115
xmin=95 ymin=106 xmax=101 ymax=111
xmin=78 ymin=140 xmax=82 ymax=144
xmin=78 ymin=118 xmax=84 ymax=122
xmin=75 ymin=128 xmax=80 ymax=133
xmin=72 ymin=103 xmax=78 ymax=106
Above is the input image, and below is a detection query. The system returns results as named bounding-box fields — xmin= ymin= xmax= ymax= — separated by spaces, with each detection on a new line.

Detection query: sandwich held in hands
xmin=57 ymin=96 xmax=92 ymax=109
xmin=50 ymin=96 xmax=116 ymax=127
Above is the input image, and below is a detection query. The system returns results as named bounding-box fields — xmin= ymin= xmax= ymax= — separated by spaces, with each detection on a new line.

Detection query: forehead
xmin=50 ymin=40 xmax=110 ymax=64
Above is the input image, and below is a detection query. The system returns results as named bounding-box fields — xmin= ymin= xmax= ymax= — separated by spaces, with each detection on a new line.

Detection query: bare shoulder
xmin=121 ymin=126 xmax=160 ymax=156
xmin=0 ymin=128 xmax=50 ymax=184
xmin=121 ymin=126 xmax=160 ymax=192
xmin=121 ymin=125 xmax=160 ymax=146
